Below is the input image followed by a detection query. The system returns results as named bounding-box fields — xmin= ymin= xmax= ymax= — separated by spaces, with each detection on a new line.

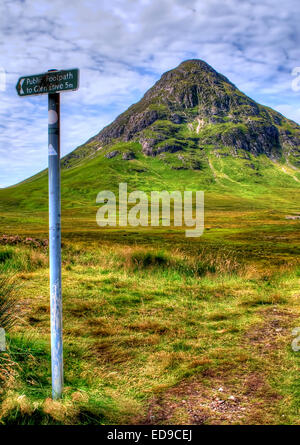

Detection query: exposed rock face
xmin=140 ymin=137 xmax=158 ymax=156
xmin=105 ymin=150 xmax=119 ymax=159
xmin=65 ymin=59 xmax=300 ymax=166
xmin=218 ymin=123 xmax=280 ymax=156
xmin=122 ymin=151 xmax=135 ymax=160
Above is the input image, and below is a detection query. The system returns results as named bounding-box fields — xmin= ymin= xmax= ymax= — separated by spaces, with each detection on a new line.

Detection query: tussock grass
xmin=0 ymin=246 xmax=47 ymax=272
xmin=0 ymin=273 xmax=18 ymax=331
xmin=116 ymin=245 xmax=241 ymax=278
xmin=0 ymin=270 xmax=19 ymax=393
xmin=0 ymin=334 xmax=119 ymax=425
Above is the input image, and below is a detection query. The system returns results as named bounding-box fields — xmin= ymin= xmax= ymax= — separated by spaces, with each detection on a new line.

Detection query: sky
xmin=1 ymin=0 xmax=300 ymax=187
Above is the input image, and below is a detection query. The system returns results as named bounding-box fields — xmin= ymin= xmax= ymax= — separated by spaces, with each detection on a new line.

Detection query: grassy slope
xmin=1 ymin=134 xmax=299 ymax=265
xmin=1 ymin=137 xmax=300 ymax=213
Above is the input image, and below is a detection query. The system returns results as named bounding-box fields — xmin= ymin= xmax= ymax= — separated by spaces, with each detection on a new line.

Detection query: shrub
xmin=122 ymin=246 xmax=241 ymax=278
xmin=0 ymin=248 xmax=14 ymax=264
xmin=0 ymin=271 xmax=19 ymax=388
xmin=0 ymin=247 xmax=47 ymax=272
xmin=129 ymin=250 xmax=169 ymax=269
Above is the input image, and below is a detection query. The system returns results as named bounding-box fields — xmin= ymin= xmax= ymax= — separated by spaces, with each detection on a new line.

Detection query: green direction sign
xmin=16 ymin=68 xmax=79 ymax=96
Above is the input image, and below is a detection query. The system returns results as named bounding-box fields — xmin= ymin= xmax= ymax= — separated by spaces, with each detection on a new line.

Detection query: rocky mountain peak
xmin=64 ymin=60 xmax=300 ymax=169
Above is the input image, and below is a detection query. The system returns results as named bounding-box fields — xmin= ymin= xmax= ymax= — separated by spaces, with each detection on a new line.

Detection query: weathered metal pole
xmin=48 ymin=80 xmax=63 ymax=399
xmin=16 ymin=67 xmax=79 ymax=398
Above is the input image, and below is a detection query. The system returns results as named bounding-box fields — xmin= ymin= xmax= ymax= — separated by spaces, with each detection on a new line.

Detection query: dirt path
xmin=136 ymin=308 xmax=299 ymax=425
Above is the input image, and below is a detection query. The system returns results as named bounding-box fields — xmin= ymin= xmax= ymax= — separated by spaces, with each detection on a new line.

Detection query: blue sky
xmin=1 ymin=0 xmax=300 ymax=187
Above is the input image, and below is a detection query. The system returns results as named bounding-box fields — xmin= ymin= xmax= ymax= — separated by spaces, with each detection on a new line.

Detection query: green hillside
xmin=0 ymin=138 xmax=299 ymax=231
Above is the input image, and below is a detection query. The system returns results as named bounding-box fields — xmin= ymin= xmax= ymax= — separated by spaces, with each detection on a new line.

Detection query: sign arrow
xmin=19 ymin=78 xmax=24 ymax=95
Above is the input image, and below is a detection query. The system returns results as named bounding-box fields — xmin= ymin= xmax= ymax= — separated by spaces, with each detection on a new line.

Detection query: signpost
xmin=16 ymin=68 xmax=79 ymax=399
xmin=16 ymin=69 xmax=79 ymax=96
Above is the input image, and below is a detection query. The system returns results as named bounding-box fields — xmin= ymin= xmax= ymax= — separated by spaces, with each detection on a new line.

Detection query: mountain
xmin=63 ymin=59 xmax=300 ymax=170
xmin=1 ymin=59 xmax=300 ymax=219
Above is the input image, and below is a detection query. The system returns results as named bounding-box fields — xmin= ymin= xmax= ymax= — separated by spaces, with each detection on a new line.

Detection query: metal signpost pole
xmin=16 ymin=67 xmax=79 ymax=399
xmin=48 ymin=84 xmax=63 ymax=399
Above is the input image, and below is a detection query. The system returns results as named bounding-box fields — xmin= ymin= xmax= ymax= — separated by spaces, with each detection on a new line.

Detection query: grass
xmin=0 ymin=125 xmax=299 ymax=424
xmin=0 ymin=234 xmax=299 ymax=425
xmin=0 ymin=272 xmax=18 ymax=332
xmin=0 ymin=246 xmax=47 ymax=272
xmin=1 ymin=123 xmax=300 ymax=217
